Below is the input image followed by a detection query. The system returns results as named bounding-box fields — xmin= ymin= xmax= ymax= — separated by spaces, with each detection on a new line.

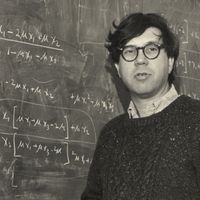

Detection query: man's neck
xmin=130 ymin=85 xmax=171 ymax=117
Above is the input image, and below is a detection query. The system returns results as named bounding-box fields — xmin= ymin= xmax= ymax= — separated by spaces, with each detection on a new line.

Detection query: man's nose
xmin=134 ymin=49 xmax=148 ymax=65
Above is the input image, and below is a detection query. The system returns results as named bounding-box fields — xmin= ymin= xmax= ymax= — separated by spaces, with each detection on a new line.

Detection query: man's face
xmin=115 ymin=27 xmax=174 ymax=100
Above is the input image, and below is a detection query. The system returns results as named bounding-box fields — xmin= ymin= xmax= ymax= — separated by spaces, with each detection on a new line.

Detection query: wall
xmin=0 ymin=0 xmax=199 ymax=199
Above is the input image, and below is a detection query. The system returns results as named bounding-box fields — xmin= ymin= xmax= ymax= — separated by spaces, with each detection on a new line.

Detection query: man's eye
xmin=124 ymin=48 xmax=136 ymax=54
xmin=150 ymin=47 xmax=157 ymax=51
xmin=146 ymin=45 xmax=158 ymax=52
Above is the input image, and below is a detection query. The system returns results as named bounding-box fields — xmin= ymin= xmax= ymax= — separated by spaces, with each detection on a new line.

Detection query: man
xmin=81 ymin=12 xmax=200 ymax=200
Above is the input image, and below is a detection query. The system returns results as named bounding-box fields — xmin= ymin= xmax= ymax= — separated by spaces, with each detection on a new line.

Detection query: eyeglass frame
xmin=118 ymin=43 xmax=165 ymax=62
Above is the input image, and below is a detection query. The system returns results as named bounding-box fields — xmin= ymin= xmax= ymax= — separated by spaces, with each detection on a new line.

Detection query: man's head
xmin=105 ymin=13 xmax=179 ymax=99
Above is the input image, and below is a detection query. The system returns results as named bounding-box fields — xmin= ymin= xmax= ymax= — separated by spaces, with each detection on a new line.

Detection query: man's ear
xmin=114 ymin=63 xmax=121 ymax=78
xmin=168 ymin=57 xmax=174 ymax=74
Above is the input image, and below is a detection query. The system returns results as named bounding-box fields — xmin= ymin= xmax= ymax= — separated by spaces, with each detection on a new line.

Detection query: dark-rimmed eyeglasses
xmin=119 ymin=43 xmax=165 ymax=62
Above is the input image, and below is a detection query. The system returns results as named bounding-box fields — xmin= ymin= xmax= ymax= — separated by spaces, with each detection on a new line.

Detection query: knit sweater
xmin=81 ymin=95 xmax=200 ymax=200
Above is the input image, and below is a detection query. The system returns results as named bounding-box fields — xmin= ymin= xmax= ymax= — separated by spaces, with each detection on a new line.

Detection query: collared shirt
xmin=127 ymin=85 xmax=179 ymax=119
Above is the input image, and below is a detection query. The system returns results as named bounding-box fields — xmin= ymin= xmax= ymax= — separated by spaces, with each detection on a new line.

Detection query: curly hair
xmin=105 ymin=12 xmax=179 ymax=84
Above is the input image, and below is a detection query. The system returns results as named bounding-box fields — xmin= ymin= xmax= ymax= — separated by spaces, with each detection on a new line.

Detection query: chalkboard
xmin=0 ymin=0 xmax=199 ymax=199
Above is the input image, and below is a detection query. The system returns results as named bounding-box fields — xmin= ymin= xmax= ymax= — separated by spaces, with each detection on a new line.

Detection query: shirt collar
xmin=127 ymin=84 xmax=179 ymax=119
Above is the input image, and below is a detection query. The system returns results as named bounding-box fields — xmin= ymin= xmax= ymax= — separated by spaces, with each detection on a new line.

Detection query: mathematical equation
xmin=70 ymin=92 xmax=114 ymax=114
xmin=6 ymin=46 xmax=62 ymax=66
xmin=0 ymin=98 xmax=97 ymax=183
xmin=0 ymin=101 xmax=96 ymax=143
xmin=0 ymin=132 xmax=93 ymax=168
xmin=4 ymin=79 xmax=55 ymax=100
xmin=3 ymin=79 xmax=117 ymax=116
xmin=0 ymin=24 xmax=67 ymax=66
xmin=0 ymin=24 xmax=62 ymax=50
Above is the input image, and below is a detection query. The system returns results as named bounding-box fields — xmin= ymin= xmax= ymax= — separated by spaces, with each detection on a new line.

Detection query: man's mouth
xmin=135 ymin=72 xmax=151 ymax=80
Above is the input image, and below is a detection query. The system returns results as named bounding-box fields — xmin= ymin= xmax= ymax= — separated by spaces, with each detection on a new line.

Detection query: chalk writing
xmin=1 ymin=136 xmax=12 ymax=149
xmin=0 ymin=107 xmax=68 ymax=135
xmin=14 ymin=134 xmax=70 ymax=165
xmin=6 ymin=47 xmax=61 ymax=65
xmin=16 ymin=139 xmax=63 ymax=157
xmin=0 ymin=100 xmax=97 ymax=143
xmin=71 ymin=150 xmax=92 ymax=165
xmin=0 ymin=24 xmax=63 ymax=51
xmin=70 ymin=92 xmax=114 ymax=113
xmin=170 ymin=19 xmax=200 ymax=45
xmin=2 ymin=111 xmax=10 ymax=122
xmin=177 ymin=50 xmax=200 ymax=76
xmin=71 ymin=124 xmax=90 ymax=136
xmin=0 ymin=130 xmax=95 ymax=169
xmin=15 ymin=115 xmax=66 ymax=132
xmin=4 ymin=79 xmax=55 ymax=99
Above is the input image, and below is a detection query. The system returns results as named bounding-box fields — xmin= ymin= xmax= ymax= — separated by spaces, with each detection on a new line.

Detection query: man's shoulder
xmin=103 ymin=113 xmax=127 ymax=129
xmin=99 ymin=113 xmax=128 ymax=136
xmin=178 ymin=95 xmax=200 ymax=120
xmin=96 ymin=113 xmax=127 ymax=144
xmin=180 ymin=95 xmax=200 ymax=111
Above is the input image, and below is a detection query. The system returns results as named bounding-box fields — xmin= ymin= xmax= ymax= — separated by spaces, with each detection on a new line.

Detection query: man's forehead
xmin=126 ymin=27 xmax=162 ymax=46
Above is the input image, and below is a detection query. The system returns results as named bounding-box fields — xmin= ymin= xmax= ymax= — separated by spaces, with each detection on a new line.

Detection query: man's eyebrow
xmin=145 ymin=41 xmax=162 ymax=45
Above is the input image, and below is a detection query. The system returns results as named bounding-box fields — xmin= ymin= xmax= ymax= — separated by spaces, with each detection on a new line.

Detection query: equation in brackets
xmin=0 ymin=100 xmax=97 ymax=143
xmin=177 ymin=51 xmax=200 ymax=75
xmin=13 ymin=134 xmax=70 ymax=165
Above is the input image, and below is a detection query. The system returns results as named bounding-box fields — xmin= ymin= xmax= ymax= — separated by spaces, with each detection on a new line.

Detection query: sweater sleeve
xmin=81 ymin=125 xmax=114 ymax=200
xmin=81 ymin=144 xmax=103 ymax=200
xmin=191 ymin=122 xmax=200 ymax=188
